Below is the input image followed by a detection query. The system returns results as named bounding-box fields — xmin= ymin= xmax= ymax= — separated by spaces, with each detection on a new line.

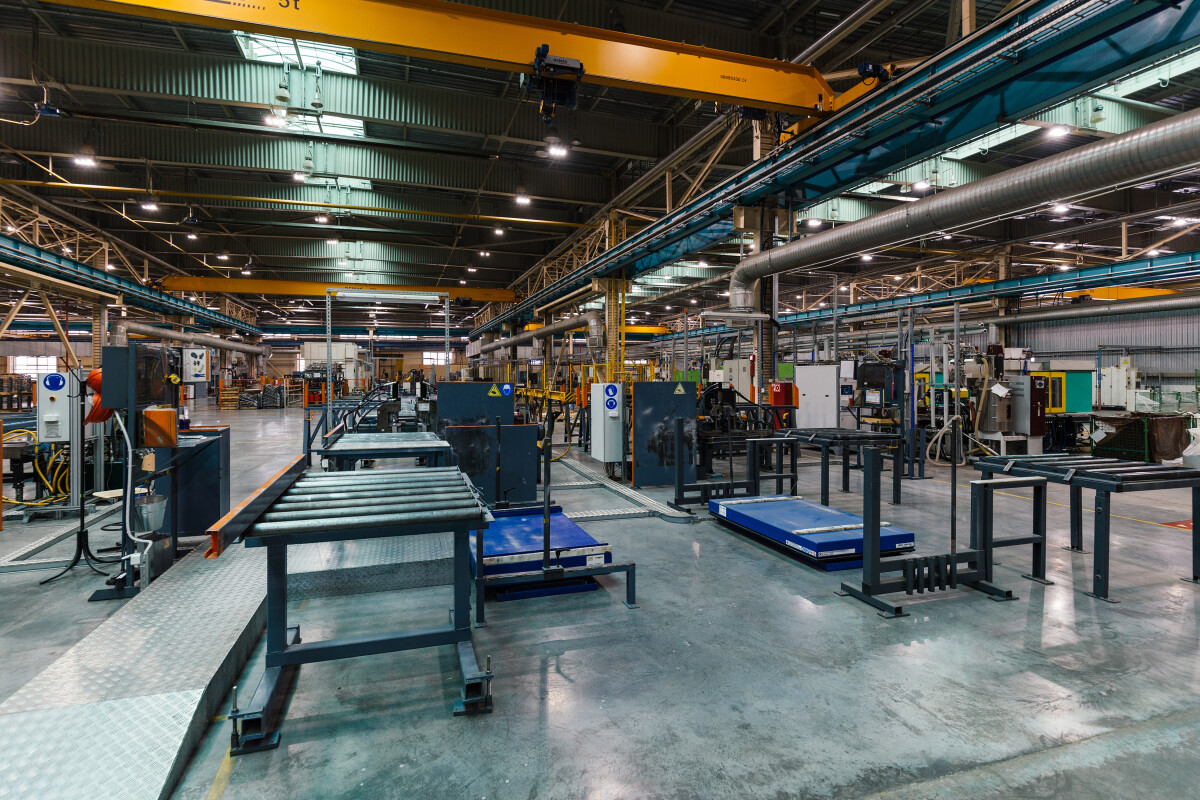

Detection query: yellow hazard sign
xmin=488 ymin=384 xmax=502 ymax=397
xmin=674 ymin=383 xmax=686 ymax=395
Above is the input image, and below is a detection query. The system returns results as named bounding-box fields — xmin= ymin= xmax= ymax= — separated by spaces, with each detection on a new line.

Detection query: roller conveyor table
xmin=206 ymin=458 xmax=494 ymax=754
xmin=974 ymin=453 xmax=1200 ymax=600
xmin=313 ymin=430 xmax=454 ymax=470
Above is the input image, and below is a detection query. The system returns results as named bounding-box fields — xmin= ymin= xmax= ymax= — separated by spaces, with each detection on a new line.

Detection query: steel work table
xmin=314 ymin=430 xmax=454 ymax=470
xmin=206 ymin=459 xmax=494 ymax=754
xmin=974 ymin=453 xmax=1200 ymax=601
xmin=775 ymin=427 xmax=905 ymax=506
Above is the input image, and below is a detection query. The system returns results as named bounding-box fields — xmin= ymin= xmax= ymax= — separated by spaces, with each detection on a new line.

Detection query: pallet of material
xmin=217 ymin=387 xmax=241 ymax=409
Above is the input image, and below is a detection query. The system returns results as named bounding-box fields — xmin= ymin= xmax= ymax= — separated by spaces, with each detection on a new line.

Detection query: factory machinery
xmin=0 ymin=343 xmax=231 ymax=593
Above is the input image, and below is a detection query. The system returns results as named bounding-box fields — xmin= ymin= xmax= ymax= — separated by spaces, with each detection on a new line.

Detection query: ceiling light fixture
xmin=1051 ymin=203 xmax=1069 ymax=214
xmin=74 ymin=145 xmax=97 ymax=168
xmin=494 ymin=227 xmax=504 ymax=236
xmin=514 ymin=184 xmax=531 ymax=206
xmin=912 ymin=178 xmax=931 ymax=191
xmin=806 ymin=218 xmax=822 ymax=228
xmin=293 ymin=171 xmax=306 ymax=182
xmin=861 ymin=254 xmax=874 ymax=262
xmin=140 ymin=195 xmax=159 ymax=212
xmin=1047 ymin=124 xmax=1071 ymax=138
xmin=217 ymin=251 xmax=230 ymax=261
xmin=547 ymin=143 xmax=568 ymax=158
xmin=1148 ymin=249 xmax=1162 ymax=256
xmin=315 ymin=213 xmax=329 ymax=224
xmin=1053 ymin=243 xmax=1066 ymax=250
xmin=105 ymin=263 xmax=114 ymax=270
xmin=187 ymin=233 xmax=198 ymax=240
xmin=467 ymin=267 xmax=477 ymax=273
xmin=241 ymin=269 xmax=251 ymax=275
xmin=459 ymin=279 xmax=467 ymax=285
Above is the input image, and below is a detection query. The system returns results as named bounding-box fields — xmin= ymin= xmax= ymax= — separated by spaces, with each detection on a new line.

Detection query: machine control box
xmin=590 ymin=382 xmax=625 ymax=463
xmin=36 ymin=372 xmax=71 ymax=443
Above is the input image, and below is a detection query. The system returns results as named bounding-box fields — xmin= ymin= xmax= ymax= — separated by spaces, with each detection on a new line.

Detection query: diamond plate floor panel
xmin=288 ymin=534 xmax=453 ymax=598
xmin=560 ymin=459 xmax=692 ymax=522
xmin=0 ymin=529 xmax=458 ymax=799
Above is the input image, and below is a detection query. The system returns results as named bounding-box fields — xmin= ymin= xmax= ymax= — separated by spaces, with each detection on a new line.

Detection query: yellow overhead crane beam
xmin=522 ymin=321 xmax=668 ymax=335
xmin=47 ymin=0 xmax=856 ymax=115
xmin=160 ymin=275 xmax=516 ymax=302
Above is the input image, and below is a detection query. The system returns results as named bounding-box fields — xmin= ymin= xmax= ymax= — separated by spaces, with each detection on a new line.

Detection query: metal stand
xmin=672 ymin=419 xmax=799 ymax=507
xmin=837 ymin=448 xmax=1015 ymax=618
xmin=473 ymin=439 xmax=637 ymax=626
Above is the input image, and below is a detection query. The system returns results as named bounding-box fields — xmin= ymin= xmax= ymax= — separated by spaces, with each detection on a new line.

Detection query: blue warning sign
xmin=604 ymin=384 xmax=617 ymax=398
xmin=500 ymin=383 xmax=513 ymax=396
xmin=605 ymin=398 xmax=618 ymax=410
xmin=42 ymin=373 xmax=66 ymax=391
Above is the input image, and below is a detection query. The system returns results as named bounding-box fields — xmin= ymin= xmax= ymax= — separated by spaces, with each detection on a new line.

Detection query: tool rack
xmin=974 ymin=453 xmax=1200 ymax=601
xmin=206 ymin=459 xmax=494 ymax=754
xmin=775 ymin=428 xmax=905 ymax=506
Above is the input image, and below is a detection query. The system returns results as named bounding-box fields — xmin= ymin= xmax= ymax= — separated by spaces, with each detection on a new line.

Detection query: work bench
xmin=775 ymin=427 xmax=905 ymax=506
xmin=206 ymin=459 xmax=494 ymax=754
xmin=974 ymin=453 xmax=1200 ymax=601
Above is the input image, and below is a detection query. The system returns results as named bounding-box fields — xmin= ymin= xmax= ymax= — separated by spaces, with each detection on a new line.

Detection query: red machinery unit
xmin=768 ymin=381 xmax=798 ymax=428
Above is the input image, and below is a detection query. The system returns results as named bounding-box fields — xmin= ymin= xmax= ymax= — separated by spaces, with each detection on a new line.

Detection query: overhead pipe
xmin=480 ymin=311 xmax=601 ymax=354
xmin=728 ymin=106 xmax=1200 ymax=310
xmin=791 ymin=0 xmax=896 ymax=66
xmin=112 ymin=320 xmax=270 ymax=356
xmin=972 ymin=289 xmax=1200 ymax=327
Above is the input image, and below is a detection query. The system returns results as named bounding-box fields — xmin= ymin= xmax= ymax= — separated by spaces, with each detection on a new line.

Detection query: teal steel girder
xmin=0 ymin=234 xmax=262 ymax=334
xmin=655 ymin=249 xmax=1200 ymax=341
xmin=473 ymin=0 xmax=1200 ymax=338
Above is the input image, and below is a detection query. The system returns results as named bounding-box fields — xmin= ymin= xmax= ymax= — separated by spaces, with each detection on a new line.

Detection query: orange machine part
xmin=142 ymin=407 xmax=178 ymax=448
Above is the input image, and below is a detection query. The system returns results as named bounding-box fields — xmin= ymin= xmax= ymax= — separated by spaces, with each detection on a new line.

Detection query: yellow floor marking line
xmin=205 ymin=747 xmax=235 ymax=800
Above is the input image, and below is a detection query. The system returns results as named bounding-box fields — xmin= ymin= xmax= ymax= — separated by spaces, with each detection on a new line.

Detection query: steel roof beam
xmin=0 ymin=34 xmax=674 ymax=162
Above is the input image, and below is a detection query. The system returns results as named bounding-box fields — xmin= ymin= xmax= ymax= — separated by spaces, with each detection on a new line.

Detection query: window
xmin=285 ymin=113 xmax=366 ymax=139
xmin=235 ymin=32 xmax=358 ymax=74
xmin=12 ymin=356 xmax=61 ymax=375
xmin=423 ymin=351 xmax=448 ymax=366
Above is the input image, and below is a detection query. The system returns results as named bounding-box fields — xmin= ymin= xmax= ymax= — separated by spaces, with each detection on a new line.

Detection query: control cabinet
xmin=590 ymin=382 xmax=625 ymax=462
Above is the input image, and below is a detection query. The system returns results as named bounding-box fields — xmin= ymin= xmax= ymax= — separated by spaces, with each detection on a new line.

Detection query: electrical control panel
xmin=36 ymin=372 xmax=71 ymax=443
xmin=590 ymin=382 xmax=625 ymax=463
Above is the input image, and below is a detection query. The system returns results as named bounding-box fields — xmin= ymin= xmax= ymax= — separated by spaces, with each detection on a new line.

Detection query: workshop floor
xmin=7 ymin=407 xmax=1200 ymax=799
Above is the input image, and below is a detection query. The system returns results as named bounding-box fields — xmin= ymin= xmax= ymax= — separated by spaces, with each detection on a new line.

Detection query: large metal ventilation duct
xmin=973 ymin=288 xmax=1200 ymax=326
xmin=112 ymin=320 xmax=270 ymax=357
xmin=728 ymin=106 xmax=1200 ymax=310
xmin=479 ymin=311 xmax=601 ymax=355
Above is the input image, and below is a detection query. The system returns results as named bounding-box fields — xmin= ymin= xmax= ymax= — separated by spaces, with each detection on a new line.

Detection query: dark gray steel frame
xmin=311 ymin=429 xmax=454 ymax=471
xmin=672 ymin=419 xmax=801 ymax=507
xmin=474 ymin=438 xmax=637 ymax=626
xmin=975 ymin=454 xmax=1200 ymax=601
xmin=220 ymin=466 xmax=494 ymax=756
xmin=776 ymin=428 xmax=905 ymax=507
xmin=837 ymin=448 xmax=1039 ymax=618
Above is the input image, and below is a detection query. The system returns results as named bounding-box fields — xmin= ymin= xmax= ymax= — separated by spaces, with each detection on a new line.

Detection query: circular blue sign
xmin=605 ymin=398 xmax=618 ymax=410
xmin=42 ymin=373 xmax=66 ymax=391
xmin=500 ymin=383 xmax=513 ymax=396
xmin=604 ymin=384 xmax=617 ymax=398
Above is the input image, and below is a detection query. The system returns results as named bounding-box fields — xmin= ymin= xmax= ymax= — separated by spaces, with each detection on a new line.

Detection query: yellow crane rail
xmin=51 ymin=0 xmax=843 ymax=114
xmin=160 ymin=276 xmax=516 ymax=302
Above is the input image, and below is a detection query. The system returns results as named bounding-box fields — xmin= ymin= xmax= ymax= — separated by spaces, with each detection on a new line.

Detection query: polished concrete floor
xmin=5 ymin=406 xmax=1200 ymax=799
